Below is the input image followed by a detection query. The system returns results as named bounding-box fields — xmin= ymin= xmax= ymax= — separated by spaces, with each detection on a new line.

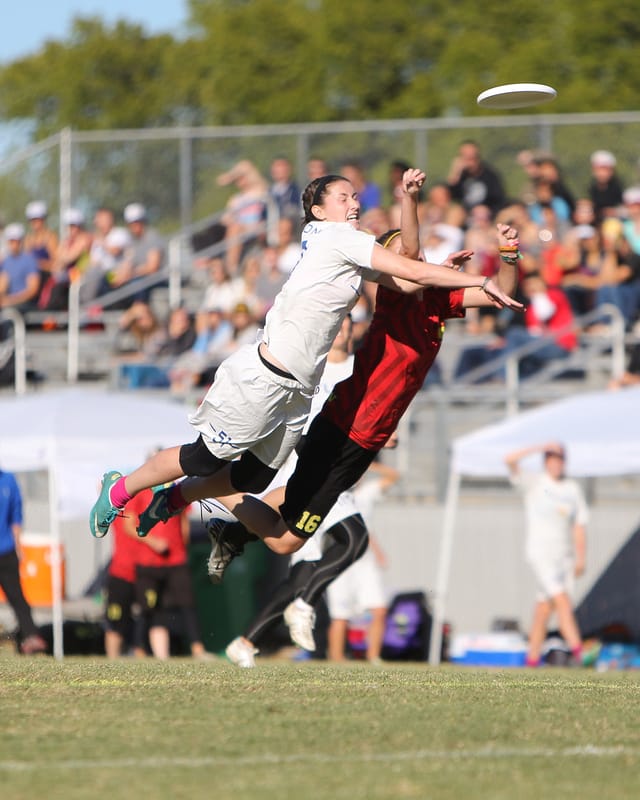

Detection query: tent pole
xmin=429 ymin=465 xmax=461 ymax=666
xmin=48 ymin=458 xmax=64 ymax=660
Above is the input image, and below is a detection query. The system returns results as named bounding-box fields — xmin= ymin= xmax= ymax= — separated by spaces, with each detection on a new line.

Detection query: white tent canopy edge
xmin=0 ymin=387 xmax=195 ymax=659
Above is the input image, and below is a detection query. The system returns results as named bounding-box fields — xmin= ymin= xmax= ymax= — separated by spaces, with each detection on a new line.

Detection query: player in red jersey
xmin=142 ymin=170 xmax=521 ymax=561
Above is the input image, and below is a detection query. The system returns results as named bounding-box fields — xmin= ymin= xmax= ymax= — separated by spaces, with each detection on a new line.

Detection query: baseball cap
xmin=5 ymin=223 xmax=25 ymax=241
xmin=123 ymin=202 xmax=147 ymax=223
xmin=623 ymin=187 xmax=640 ymax=206
xmin=232 ymin=301 xmax=250 ymax=314
xmin=25 ymin=201 xmax=48 ymax=220
xmin=105 ymin=226 xmax=131 ymax=249
xmin=63 ymin=208 xmax=85 ymax=226
xmin=590 ymin=150 xmax=616 ymax=168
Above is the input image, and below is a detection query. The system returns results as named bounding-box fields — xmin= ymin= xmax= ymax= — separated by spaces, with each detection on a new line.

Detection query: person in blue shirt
xmin=0 ymin=223 xmax=41 ymax=312
xmin=0 ymin=468 xmax=47 ymax=654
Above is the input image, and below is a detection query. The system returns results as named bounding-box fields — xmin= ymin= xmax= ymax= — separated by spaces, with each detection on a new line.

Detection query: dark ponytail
xmin=302 ymin=175 xmax=345 ymax=224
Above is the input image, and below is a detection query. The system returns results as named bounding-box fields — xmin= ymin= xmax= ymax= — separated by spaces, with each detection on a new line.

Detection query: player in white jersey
xmin=91 ymin=170 xmax=522 ymax=540
xmin=505 ymin=442 xmax=596 ymax=667
xmin=222 ymin=317 xmax=369 ymax=666
xmin=326 ymin=469 xmax=397 ymax=663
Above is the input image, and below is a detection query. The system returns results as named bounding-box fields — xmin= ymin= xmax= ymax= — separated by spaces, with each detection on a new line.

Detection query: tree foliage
xmin=0 ymin=0 xmax=639 ymax=141
xmin=0 ymin=18 xmax=178 ymax=137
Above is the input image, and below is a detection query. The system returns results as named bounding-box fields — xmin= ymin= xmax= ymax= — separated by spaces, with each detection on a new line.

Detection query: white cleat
xmin=284 ymin=598 xmax=317 ymax=652
xmin=225 ymin=637 xmax=258 ymax=668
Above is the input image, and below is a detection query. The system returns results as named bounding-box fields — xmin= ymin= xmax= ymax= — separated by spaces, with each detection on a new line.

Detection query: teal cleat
xmin=137 ymin=486 xmax=180 ymax=537
xmin=90 ymin=470 xmax=123 ymax=538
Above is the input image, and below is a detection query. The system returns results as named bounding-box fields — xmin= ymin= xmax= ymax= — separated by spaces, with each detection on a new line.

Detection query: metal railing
xmin=0 ymin=309 xmax=27 ymax=394
xmin=446 ymin=303 xmax=626 ymax=415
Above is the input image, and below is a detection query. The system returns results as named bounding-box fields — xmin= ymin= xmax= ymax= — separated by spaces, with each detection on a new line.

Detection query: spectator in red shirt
xmin=125 ymin=487 xmax=212 ymax=660
xmin=104 ymin=501 xmax=161 ymax=659
xmin=501 ymin=271 xmax=577 ymax=377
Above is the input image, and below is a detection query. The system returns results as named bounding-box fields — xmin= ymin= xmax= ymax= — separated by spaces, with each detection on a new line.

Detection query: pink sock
xmin=572 ymin=645 xmax=583 ymax=661
xmin=167 ymin=483 xmax=187 ymax=512
xmin=110 ymin=476 xmax=133 ymax=509
xmin=525 ymin=656 xmax=540 ymax=668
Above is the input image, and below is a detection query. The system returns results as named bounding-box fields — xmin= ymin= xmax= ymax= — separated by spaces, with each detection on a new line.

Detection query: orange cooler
xmin=0 ymin=533 xmax=66 ymax=607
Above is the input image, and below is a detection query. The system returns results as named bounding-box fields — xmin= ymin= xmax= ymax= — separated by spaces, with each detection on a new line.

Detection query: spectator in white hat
xmin=54 ymin=209 xmax=93 ymax=277
xmin=587 ymin=150 xmax=625 ymax=223
xmin=0 ymin=224 xmax=41 ymax=312
xmin=37 ymin=209 xmax=93 ymax=312
xmin=108 ymin=203 xmax=165 ymax=306
xmin=94 ymin=227 xmax=133 ymax=298
xmin=23 ymin=200 xmax=58 ymax=276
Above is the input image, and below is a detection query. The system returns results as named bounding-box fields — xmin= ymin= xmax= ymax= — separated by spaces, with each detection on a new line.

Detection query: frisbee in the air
xmin=477 ymin=83 xmax=557 ymax=109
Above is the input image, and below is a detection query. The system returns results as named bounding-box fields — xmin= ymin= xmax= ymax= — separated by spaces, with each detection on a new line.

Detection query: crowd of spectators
xmin=2 ymin=146 xmax=640 ymax=390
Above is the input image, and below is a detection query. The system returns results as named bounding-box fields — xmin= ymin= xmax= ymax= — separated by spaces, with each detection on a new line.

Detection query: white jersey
xmin=326 ymin=477 xmax=389 ymax=619
xmin=263 ymin=221 xmax=376 ymax=390
xmin=510 ymin=472 xmax=589 ymax=562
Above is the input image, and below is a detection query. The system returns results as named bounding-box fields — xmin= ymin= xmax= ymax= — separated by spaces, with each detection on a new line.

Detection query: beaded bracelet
xmin=500 ymin=254 xmax=522 ymax=263
xmin=480 ymin=276 xmax=491 ymax=292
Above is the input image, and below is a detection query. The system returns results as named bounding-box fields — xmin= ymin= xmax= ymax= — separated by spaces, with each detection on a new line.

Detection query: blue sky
xmin=3 ymin=0 xmax=189 ymax=63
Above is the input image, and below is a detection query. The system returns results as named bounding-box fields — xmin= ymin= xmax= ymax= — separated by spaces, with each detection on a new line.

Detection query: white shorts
xmin=188 ymin=344 xmax=313 ymax=470
xmin=528 ymin=554 xmax=575 ymax=601
xmin=326 ymin=548 xmax=387 ymax=620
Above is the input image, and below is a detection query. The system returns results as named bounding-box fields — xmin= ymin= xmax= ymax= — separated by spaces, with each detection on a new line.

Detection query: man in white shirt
xmin=505 ymin=441 xmax=593 ymax=667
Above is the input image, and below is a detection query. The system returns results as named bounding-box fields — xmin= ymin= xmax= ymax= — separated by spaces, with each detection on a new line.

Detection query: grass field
xmin=1 ymin=655 xmax=639 ymax=800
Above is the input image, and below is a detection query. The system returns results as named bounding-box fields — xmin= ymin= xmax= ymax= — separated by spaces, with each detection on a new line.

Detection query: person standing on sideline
xmin=504 ymin=442 xmax=596 ymax=667
xmin=130 ymin=486 xmax=212 ymax=661
xmin=326 ymin=457 xmax=399 ymax=664
xmin=104 ymin=497 xmax=161 ymax=659
xmin=0 ymin=467 xmax=47 ymax=655
xmin=90 ymin=171 xmax=522 ymax=540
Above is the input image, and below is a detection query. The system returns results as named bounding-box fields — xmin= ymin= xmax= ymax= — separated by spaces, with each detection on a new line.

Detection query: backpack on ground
xmin=381 ymin=591 xmax=432 ymax=661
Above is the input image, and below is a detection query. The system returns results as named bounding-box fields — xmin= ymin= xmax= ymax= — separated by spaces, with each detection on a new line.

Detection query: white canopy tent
xmin=429 ymin=386 xmax=640 ymax=664
xmin=0 ymin=387 xmax=195 ymax=658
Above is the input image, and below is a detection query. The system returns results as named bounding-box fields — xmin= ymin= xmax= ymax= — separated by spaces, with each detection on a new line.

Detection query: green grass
xmin=1 ymin=656 xmax=639 ymax=800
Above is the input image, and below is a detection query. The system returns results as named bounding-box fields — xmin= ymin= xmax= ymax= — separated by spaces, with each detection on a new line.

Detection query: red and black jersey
xmin=321 ymin=285 xmax=465 ymax=449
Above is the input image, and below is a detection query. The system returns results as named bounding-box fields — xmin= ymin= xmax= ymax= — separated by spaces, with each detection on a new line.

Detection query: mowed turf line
xmin=0 ymin=657 xmax=639 ymax=800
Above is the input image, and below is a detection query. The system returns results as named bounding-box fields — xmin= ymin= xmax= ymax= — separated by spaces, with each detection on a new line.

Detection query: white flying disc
xmin=477 ymin=83 xmax=557 ymax=110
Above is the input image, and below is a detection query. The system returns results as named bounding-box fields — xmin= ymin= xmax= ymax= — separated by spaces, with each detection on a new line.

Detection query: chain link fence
xmin=1 ymin=112 xmax=640 ymax=235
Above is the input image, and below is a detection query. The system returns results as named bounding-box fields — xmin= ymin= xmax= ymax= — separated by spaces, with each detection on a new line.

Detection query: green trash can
xmin=188 ymin=539 xmax=269 ymax=654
